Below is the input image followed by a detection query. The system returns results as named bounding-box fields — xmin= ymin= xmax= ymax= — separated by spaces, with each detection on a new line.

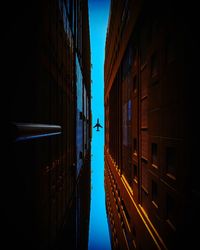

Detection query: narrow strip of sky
xmin=88 ymin=0 xmax=111 ymax=249
xmin=89 ymin=0 xmax=110 ymax=120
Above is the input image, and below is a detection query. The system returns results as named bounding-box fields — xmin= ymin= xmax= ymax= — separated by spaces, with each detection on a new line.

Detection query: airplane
xmin=93 ymin=118 xmax=103 ymax=131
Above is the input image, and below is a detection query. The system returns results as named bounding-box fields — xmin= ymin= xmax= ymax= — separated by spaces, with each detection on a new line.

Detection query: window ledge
xmin=152 ymin=201 xmax=158 ymax=209
xmin=152 ymin=163 xmax=158 ymax=169
xmin=166 ymin=219 xmax=176 ymax=232
xmin=141 ymin=156 xmax=148 ymax=162
xmin=142 ymin=185 xmax=148 ymax=195
xmin=166 ymin=173 xmax=176 ymax=181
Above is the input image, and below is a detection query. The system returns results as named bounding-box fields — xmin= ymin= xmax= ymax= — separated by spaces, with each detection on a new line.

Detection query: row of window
xmin=151 ymin=143 xmax=176 ymax=177
xmin=106 ymin=149 xmax=177 ymax=249
xmin=105 ymin=158 xmax=137 ymax=250
xmin=151 ymin=179 xmax=176 ymax=230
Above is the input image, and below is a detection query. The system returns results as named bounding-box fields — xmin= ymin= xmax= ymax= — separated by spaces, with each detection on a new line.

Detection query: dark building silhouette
xmin=104 ymin=1 xmax=200 ymax=249
xmin=2 ymin=1 xmax=91 ymax=249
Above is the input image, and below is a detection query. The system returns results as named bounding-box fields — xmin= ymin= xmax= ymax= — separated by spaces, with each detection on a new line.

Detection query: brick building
xmin=104 ymin=1 xmax=200 ymax=249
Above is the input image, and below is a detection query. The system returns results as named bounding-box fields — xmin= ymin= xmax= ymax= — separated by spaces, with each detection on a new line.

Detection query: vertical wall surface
xmin=2 ymin=1 xmax=91 ymax=249
xmin=104 ymin=1 xmax=200 ymax=249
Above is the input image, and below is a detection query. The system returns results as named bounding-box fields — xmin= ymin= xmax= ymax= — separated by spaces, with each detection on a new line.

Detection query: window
xmin=166 ymin=194 xmax=176 ymax=229
xmin=121 ymin=199 xmax=130 ymax=224
xmin=166 ymin=147 xmax=176 ymax=177
xmin=122 ymin=75 xmax=133 ymax=185
xmin=151 ymin=79 xmax=159 ymax=86
xmin=133 ymin=76 xmax=137 ymax=94
xmin=166 ymin=35 xmax=176 ymax=63
xmin=152 ymin=180 xmax=158 ymax=207
xmin=141 ymin=98 xmax=148 ymax=128
xmin=122 ymin=42 xmax=133 ymax=79
xmin=141 ymin=158 xmax=148 ymax=192
xmin=79 ymin=151 xmax=83 ymax=159
xmin=133 ymin=138 xmax=137 ymax=154
xmin=132 ymin=224 xmax=137 ymax=248
xmin=132 ymin=225 xmax=136 ymax=238
xmin=140 ymin=22 xmax=151 ymax=65
xmin=151 ymin=52 xmax=158 ymax=77
xmin=133 ymin=164 xmax=138 ymax=182
xmin=128 ymin=99 xmax=131 ymax=121
xmin=151 ymin=143 xmax=158 ymax=164
xmin=76 ymin=56 xmax=83 ymax=176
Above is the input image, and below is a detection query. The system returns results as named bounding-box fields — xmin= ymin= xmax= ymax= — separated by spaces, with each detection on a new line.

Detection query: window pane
xmin=166 ymin=147 xmax=176 ymax=176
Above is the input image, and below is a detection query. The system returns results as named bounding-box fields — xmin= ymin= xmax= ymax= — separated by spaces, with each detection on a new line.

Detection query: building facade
xmin=104 ymin=1 xmax=199 ymax=249
xmin=2 ymin=0 xmax=91 ymax=249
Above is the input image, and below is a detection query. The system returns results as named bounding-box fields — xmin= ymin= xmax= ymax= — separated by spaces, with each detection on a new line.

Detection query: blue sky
xmin=88 ymin=0 xmax=111 ymax=249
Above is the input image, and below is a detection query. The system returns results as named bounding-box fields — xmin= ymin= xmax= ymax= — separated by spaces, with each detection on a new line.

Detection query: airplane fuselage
xmin=93 ymin=118 xmax=103 ymax=131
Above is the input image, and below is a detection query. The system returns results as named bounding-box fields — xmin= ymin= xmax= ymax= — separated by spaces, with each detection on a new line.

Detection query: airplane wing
xmin=99 ymin=124 xmax=103 ymax=128
xmin=93 ymin=124 xmax=97 ymax=128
